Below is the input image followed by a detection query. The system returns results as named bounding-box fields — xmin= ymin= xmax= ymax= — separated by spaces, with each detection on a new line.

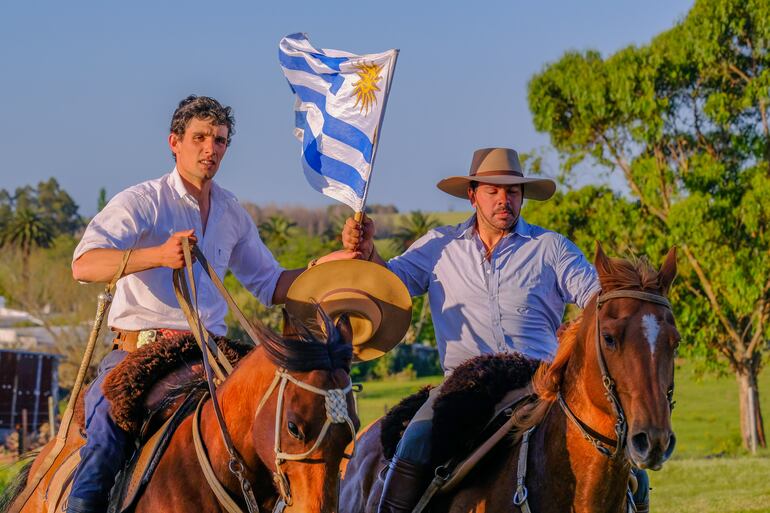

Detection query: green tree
xmin=528 ymin=0 xmax=770 ymax=450
xmin=259 ymin=214 xmax=298 ymax=253
xmin=393 ymin=211 xmax=439 ymax=252
xmin=0 ymin=209 xmax=55 ymax=286
xmin=97 ymin=187 xmax=108 ymax=212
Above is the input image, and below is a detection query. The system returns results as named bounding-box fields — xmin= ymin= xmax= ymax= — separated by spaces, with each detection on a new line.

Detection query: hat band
xmin=471 ymin=169 xmax=524 ymax=178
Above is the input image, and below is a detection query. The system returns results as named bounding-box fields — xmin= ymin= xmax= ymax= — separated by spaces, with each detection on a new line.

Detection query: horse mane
xmin=507 ymin=255 xmax=664 ymax=434
xmin=255 ymin=308 xmax=353 ymax=373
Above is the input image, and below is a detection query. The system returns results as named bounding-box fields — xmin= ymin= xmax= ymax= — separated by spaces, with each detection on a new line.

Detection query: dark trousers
xmin=68 ymin=350 xmax=132 ymax=511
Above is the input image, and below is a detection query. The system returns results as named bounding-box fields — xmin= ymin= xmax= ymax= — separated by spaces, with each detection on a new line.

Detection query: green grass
xmin=355 ymin=376 xmax=442 ymax=427
xmin=650 ymin=456 xmax=770 ymax=513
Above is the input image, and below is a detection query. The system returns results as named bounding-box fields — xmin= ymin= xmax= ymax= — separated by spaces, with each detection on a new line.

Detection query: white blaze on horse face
xmin=642 ymin=314 xmax=661 ymax=355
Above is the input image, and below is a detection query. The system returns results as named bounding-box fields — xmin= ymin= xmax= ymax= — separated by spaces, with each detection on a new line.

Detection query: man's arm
xmin=270 ymin=249 xmax=362 ymax=304
xmin=72 ymin=230 xmax=197 ymax=282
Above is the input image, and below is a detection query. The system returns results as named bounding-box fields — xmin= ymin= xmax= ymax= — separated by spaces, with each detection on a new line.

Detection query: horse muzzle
xmin=627 ymin=427 xmax=676 ymax=470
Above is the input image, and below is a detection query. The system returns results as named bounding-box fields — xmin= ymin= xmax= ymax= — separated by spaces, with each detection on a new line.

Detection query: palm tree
xmin=393 ymin=210 xmax=439 ymax=252
xmin=258 ymin=214 xmax=297 ymax=251
xmin=0 ymin=208 xmax=54 ymax=286
xmin=393 ymin=211 xmax=439 ymax=343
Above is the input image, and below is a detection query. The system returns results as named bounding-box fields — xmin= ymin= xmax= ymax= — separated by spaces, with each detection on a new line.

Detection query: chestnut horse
xmin=340 ymin=245 xmax=679 ymax=513
xmin=4 ymin=312 xmax=360 ymax=513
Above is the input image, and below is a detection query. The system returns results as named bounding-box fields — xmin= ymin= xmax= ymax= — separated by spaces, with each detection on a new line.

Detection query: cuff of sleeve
xmin=257 ymin=266 xmax=286 ymax=307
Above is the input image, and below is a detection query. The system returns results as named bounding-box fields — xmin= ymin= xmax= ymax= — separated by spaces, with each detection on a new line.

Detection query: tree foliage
xmin=528 ymin=0 xmax=770 ymax=450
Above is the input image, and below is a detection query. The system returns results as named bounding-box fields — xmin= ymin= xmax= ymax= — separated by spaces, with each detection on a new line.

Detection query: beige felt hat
xmin=285 ymin=260 xmax=413 ymax=362
xmin=437 ymin=147 xmax=556 ymax=201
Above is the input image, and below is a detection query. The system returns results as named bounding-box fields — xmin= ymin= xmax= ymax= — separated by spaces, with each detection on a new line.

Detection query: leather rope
xmin=8 ymin=250 xmax=133 ymax=513
xmin=174 ymin=238 xmax=260 ymax=512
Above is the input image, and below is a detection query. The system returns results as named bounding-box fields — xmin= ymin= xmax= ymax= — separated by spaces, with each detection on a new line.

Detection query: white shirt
xmin=73 ymin=168 xmax=284 ymax=335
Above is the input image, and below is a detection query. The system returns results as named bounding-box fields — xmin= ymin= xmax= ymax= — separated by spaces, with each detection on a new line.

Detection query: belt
xmin=112 ymin=328 xmax=193 ymax=352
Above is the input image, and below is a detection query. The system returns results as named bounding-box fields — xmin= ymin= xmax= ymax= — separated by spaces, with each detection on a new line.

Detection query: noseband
xmin=557 ymin=289 xmax=674 ymax=459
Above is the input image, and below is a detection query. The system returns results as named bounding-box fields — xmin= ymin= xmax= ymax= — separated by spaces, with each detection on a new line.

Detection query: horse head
xmin=243 ymin=307 xmax=359 ymax=513
xmin=590 ymin=243 xmax=679 ymax=470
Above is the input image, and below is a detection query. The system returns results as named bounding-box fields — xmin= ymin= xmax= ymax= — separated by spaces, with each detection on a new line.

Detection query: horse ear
xmin=334 ymin=313 xmax=354 ymax=346
xmin=658 ymin=246 xmax=677 ymax=294
xmin=594 ymin=241 xmax=613 ymax=281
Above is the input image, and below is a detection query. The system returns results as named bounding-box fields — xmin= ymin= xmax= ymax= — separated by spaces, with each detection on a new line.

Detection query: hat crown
xmin=470 ymin=148 xmax=523 ymax=177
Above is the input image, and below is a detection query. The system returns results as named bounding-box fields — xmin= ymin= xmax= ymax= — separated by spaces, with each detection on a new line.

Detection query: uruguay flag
xmin=279 ymin=33 xmax=398 ymax=212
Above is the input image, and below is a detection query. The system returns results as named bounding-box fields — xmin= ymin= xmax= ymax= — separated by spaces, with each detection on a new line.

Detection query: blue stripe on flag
xmin=296 ymin=111 xmax=366 ymax=197
xmin=291 ymin=85 xmax=373 ymax=163
xmin=279 ymin=50 xmax=345 ymax=94
xmin=283 ymin=33 xmax=349 ymax=71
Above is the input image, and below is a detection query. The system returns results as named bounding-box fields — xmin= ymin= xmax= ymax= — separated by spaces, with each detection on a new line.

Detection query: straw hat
xmin=437 ymin=147 xmax=556 ymax=200
xmin=285 ymin=260 xmax=413 ymax=362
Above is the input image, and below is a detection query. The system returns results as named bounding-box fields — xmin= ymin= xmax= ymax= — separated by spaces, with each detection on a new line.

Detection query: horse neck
xmin=530 ymin=311 xmax=631 ymax=513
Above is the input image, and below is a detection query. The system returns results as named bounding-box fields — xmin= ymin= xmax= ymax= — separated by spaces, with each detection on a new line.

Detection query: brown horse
xmin=4 ymin=312 xmax=360 ymax=513
xmin=340 ymin=245 xmax=679 ymax=513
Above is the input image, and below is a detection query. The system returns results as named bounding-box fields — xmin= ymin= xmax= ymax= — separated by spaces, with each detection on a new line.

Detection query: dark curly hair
xmin=170 ymin=95 xmax=235 ymax=147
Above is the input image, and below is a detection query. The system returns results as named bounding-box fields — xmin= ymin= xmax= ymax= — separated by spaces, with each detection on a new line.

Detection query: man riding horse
xmin=67 ymin=95 xmax=356 ymax=513
xmin=342 ymin=147 xmax=651 ymax=513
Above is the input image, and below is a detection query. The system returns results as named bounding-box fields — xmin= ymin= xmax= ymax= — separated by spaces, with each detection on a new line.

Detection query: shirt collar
xmin=169 ymin=167 xmax=221 ymax=203
xmin=456 ymin=214 xmax=532 ymax=240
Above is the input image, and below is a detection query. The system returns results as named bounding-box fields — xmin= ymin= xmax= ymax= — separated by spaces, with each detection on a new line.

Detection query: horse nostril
xmin=631 ymin=432 xmax=650 ymax=456
xmin=664 ymin=432 xmax=677 ymax=459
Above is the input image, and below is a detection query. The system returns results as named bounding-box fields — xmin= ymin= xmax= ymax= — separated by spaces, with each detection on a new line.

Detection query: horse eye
xmin=287 ymin=421 xmax=304 ymax=441
xmin=602 ymin=333 xmax=616 ymax=349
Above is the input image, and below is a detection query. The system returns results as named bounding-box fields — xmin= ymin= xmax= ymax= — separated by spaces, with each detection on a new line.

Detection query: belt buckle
xmin=137 ymin=329 xmax=158 ymax=349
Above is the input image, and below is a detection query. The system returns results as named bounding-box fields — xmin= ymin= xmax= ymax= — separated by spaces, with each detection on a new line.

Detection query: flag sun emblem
xmin=351 ymin=61 xmax=382 ymax=115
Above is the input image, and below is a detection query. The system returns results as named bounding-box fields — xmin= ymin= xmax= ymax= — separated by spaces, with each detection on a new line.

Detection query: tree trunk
xmin=736 ymin=363 xmax=767 ymax=452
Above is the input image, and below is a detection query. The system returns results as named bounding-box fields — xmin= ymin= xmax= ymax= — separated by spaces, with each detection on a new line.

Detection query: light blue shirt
xmin=387 ymin=215 xmax=600 ymax=373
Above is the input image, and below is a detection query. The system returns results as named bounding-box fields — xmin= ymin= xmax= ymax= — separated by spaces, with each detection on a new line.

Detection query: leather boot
xmin=631 ymin=468 xmax=650 ymax=513
xmin=378 ymin=456 xmax=429 ymax=513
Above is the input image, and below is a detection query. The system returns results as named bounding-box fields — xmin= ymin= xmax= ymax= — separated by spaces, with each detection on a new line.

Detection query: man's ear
xmin=168 ymin=133 xmax=179 ymax=156
xmin=468 ymin=185 xmax=476 ymax=207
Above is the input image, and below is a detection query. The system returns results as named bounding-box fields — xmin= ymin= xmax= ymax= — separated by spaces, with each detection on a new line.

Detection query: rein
xmin=175 ymin=239 xmax=357 ymax=513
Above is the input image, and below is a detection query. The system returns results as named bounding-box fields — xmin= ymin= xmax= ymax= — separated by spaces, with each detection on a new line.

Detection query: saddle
xmin=380 ymin=353 xmax=540 ymax=510
xmin=45 ymin=335 xmax=252 ymax=513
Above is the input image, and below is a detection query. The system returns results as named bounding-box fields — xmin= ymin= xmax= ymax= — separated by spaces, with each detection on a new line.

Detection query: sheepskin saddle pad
xmin=75 ymin=333 xmax=253 ymax=438
xmin=380 ymin=352 xmax=539 ymax=467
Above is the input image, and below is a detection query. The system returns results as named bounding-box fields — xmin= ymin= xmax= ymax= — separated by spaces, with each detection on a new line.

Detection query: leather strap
xmin=8 ymin=250 xmax=133 ymax=513
xmin=173 ymin=238 xmax=260 ymax=512
xmin=192 ymin=394 xmax=248 ymax=513
xmin=512 ymin=427 xmax=535 ymax=513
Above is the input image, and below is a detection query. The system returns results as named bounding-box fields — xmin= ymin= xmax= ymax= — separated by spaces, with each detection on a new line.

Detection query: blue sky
xmin=0 ymin=1 xmax=693 ymax=216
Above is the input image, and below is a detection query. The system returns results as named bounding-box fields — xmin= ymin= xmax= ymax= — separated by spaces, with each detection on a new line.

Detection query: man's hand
xmin=342 ymin=216 xmax=375 ymax=260
xmin=156 ymin=229 xmax=197 ymax=269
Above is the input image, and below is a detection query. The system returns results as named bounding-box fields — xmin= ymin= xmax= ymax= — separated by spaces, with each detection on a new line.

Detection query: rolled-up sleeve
xmin=72 ymin=191 xmax=149 ymax=264
xmin=386 ymin=231 xmax=439 ymax=297
xmin=228 ymin=210 xmax=284 ymax=307
xmin=555 ymin=237 xmax=600 ymax=308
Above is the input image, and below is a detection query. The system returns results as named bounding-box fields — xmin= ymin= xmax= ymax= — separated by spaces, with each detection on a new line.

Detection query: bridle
xmin=557 ymin=289 xmax=675 ymax=459
xmin=254 ymin=368 xmax=359 ymax=509
xmin=175 ymin=240 xmax=358 ymax=513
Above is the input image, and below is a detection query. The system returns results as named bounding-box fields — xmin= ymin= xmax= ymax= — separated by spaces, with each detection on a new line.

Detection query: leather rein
xmin=173 ymin=239 xmax=357 ymax=513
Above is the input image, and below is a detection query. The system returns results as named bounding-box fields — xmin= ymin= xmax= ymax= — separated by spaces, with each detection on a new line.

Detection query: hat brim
xmin=285 ymin=260 xmax=413 ymax=362
xmin=437 ymin=175 xmax=556 ymax=201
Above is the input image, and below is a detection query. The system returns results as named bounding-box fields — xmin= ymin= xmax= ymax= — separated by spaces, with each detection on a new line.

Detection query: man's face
xmin=469 ymin=183 xmax=524 ymax=232
xmin=169 ymin=117 xmax=229 ymax=183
